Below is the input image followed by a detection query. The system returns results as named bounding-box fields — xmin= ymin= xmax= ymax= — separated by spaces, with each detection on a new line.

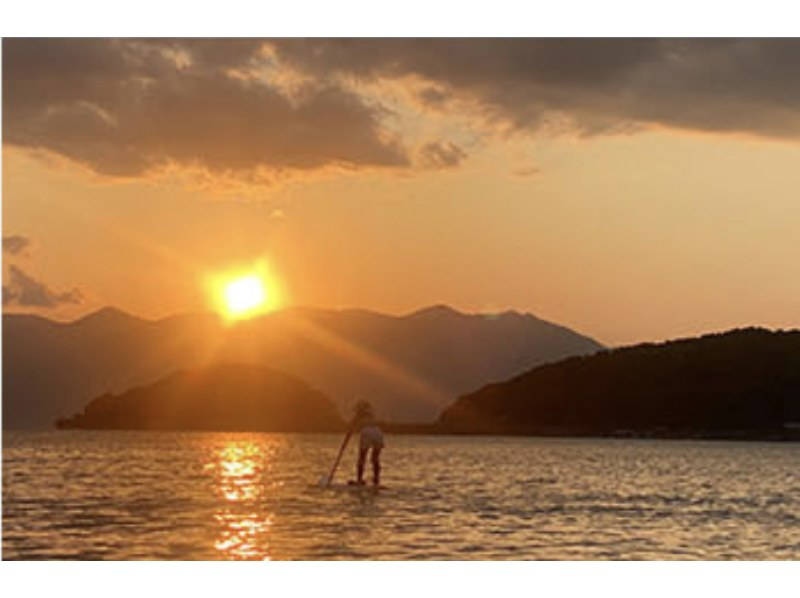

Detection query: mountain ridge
xmin=3 ymin=304 xmax=604 ymax=429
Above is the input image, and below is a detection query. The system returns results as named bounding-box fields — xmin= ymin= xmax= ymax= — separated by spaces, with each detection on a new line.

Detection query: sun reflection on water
xmin=209 ymin=438 xmax=278 ymax=560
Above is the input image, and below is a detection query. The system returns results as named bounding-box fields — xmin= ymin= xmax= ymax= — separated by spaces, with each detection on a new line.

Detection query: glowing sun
xmin=209 ymin=263 xmax=283 ymax=321
xmin=224 ymin=275 xmax=267 ymax=318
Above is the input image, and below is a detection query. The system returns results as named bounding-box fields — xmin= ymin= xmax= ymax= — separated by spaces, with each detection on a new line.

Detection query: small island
xmin=56 ymin=363 xmax=345 ymax=432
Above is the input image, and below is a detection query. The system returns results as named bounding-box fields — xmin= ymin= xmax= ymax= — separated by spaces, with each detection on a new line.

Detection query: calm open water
xmin=3 ymin=431 xmax=800 ymax=560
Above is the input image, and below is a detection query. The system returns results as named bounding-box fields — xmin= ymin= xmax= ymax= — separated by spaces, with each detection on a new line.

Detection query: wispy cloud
xmin=513 ymin=166 xmax=541 ymax=178
xmin=3 ymin=265 xmax=83 ymax=308
xmin=3 ymin=235 xmax=32 ymax=256
xmin=419 ymin=141 xmax=467 ymax=169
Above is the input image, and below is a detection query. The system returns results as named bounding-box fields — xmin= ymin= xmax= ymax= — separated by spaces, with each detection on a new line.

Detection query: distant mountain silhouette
xmin=56 ymin=363 xmax=343 ymax=432
xmin=3 ymin=305 xmax=603 ymax=429
xmin=438 ymin=328 xmax=800 ymax=439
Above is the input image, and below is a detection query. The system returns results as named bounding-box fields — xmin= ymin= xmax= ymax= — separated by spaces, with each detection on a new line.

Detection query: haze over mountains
xmin=2 ymin=304 xmax=604 ymax=429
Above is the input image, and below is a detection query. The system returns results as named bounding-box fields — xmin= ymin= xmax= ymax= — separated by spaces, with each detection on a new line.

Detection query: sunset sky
xmin=3 ymin=38 xmax=800 ymax=345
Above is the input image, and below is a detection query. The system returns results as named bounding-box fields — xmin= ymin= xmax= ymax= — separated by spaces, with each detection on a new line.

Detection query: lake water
xmin=3 ymin=431 xmax=800 ymax=560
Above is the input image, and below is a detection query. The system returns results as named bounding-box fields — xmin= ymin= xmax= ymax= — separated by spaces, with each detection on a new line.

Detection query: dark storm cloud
xmin=3 ymin=265 xmax=82 ymax=308
xmin=3 ymin=235 xmax=31 ymax=256
xmin=271 ymin=39 xmax=800 ymax=139
xmin=3 ymin=38 xmax=410 ymax=177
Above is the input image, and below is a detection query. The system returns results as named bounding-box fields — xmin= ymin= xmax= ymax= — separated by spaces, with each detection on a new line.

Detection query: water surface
xmin=3 ymin=431 xmax=799 ymax=559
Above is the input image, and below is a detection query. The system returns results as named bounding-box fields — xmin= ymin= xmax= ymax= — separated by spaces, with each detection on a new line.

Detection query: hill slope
xmin=56 ymin=363 xmax=344 ymax=432
xmin=438 ymin=328 xmax=800 ymax=439
xmin=3 ymin=305 xmax=603 ymax=428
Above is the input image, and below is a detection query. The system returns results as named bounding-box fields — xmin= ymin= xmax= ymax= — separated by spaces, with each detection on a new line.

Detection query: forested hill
xmin=438 ymin=328 xmax=800 ymax=439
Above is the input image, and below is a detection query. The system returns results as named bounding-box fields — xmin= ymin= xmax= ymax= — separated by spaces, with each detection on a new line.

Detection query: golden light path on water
xmin=209 ymin=439 xmax=279 ymax=560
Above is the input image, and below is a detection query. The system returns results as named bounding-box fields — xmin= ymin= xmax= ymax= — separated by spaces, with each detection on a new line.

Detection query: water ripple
xmin=4 ymin=431 xmax=800 ymax=559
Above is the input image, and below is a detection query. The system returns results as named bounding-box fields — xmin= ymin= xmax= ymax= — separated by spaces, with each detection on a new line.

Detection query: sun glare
xmin=225 ymin=276 xmax=267 ymax=317
xmin=208 ymin=262 xmax=284 ymax=322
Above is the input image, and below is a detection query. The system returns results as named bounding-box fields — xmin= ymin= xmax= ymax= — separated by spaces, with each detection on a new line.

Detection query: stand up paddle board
xmin=318 ymin=480 xmax=387 ymax=492
xmin=346 ymin=480 xmax=387 ymax=490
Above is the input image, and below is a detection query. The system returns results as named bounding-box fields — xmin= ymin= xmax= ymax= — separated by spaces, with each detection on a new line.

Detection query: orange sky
xmin=3 ymin=39 xmax=800 ymax=346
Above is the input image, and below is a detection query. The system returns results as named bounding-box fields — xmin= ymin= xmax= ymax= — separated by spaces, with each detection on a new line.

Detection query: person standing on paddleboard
xmin=351 ymin=400 xmax=384 ymax=486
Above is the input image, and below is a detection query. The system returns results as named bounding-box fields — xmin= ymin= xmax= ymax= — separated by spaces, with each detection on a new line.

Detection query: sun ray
xmin=283 ymin=309 xmax=451 ymax=410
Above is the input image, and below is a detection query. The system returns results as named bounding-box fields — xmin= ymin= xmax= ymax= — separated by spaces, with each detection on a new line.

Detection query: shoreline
xmin=12 ymin=422 xmax=800 ymax=443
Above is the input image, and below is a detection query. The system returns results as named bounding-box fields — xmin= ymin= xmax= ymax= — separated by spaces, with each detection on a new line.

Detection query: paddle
xmin=321 ymin=430 xmax=352 ymax=487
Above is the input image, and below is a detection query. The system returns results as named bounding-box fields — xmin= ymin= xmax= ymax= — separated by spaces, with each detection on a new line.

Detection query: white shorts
xmin=359 ymin=426 xmax=384 ymax=451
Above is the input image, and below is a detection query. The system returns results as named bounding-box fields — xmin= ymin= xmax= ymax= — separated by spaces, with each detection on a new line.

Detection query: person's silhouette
xmin=350 ymin=400 xmax=384 ymax=485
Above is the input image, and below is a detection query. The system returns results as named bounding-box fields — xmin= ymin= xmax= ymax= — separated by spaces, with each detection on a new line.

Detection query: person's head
xmin=353 ymin=400 xmax=374 ymax=419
